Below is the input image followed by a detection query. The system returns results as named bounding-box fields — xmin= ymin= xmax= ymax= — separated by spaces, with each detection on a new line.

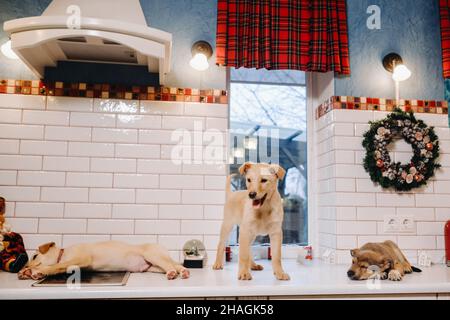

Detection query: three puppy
xmin=18 ymin=162 xmax=420 ymax=283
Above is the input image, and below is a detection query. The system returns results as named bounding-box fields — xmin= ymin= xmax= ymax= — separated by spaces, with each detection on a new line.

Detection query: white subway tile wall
xmin=316 ymin=110 xmax=449 ymax=265
xmin=0 ymin=95 xmax=227 ymax=261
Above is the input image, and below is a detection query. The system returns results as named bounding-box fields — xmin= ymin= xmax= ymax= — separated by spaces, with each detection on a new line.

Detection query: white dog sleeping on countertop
xmin=18 ymin=241 xmax=190 ymax=280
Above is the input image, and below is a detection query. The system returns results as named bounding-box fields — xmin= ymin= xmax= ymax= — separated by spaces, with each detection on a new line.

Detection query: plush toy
xmin=0 ymin=197 xmax=28 ymax=273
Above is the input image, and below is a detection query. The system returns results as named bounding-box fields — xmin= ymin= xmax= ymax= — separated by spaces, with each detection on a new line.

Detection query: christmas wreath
xmin=362 ymin=108 xmax=440 ymax=191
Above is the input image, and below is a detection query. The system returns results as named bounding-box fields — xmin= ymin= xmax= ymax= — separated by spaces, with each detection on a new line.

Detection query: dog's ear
xmin=38 ymin=242 xmax=56 ymax=254
xmin=269 ymin=164 xmax=286 ymax=180
xmin=350 ymin=249 xmax=360 ymax=258
xmin=239 ymin=162 xmax=253 ymax=175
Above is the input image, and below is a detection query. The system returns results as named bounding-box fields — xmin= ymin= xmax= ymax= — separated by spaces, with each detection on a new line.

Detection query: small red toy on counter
xmin=225 ymin=246 xmax=232 ymax=262
xmin=304 ymin=246 xmax=313 ymax=260
xmin=445 ymin=220 xmax=450 ymax=267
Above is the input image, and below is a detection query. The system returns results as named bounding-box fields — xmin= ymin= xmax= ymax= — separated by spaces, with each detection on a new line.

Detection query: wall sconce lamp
xmin=189 ymin=40 xmax=213 ymax=71
xmin=382 ymin=52 xmax=411 ymax=103
xmin=1 ymin=40 xmax=19 ymax=60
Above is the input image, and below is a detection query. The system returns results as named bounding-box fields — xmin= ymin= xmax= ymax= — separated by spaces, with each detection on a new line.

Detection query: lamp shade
xmin=189 ymin=40 xmax=213 ymax=71
xmin=189 ymin=53 xmax=209 ymax=71
xmin=392 ymin=65 xmax=411 ymax=82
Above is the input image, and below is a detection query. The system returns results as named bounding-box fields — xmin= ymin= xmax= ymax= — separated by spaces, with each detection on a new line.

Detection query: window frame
xmin=226 ymin=67 xmax=315 ymax=250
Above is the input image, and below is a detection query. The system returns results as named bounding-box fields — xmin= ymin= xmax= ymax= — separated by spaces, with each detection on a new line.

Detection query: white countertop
xmin=0 ymin=260 xmax=449 ymax=300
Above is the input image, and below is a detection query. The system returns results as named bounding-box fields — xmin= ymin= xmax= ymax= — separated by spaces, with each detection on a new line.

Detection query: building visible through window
xmin=229 ymin=68 xmax=308 ymax=245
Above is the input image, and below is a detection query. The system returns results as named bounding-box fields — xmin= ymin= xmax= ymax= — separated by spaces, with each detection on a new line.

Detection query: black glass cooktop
xmin=32 ymin=271 xmax=130 ymax=287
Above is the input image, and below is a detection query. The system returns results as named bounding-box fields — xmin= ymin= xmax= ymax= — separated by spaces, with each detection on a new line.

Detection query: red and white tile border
xmin=0 ymin=79 xmax=228 ymax=104
xmin=316 ymin=96 xmax=448 ymax=119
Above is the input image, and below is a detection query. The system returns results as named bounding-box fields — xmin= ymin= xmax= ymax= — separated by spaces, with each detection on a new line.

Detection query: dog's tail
xmin=411 ymin=266 xmax=422 ymax=273
xmin=225 ymin=174 xmax=236 ymax=200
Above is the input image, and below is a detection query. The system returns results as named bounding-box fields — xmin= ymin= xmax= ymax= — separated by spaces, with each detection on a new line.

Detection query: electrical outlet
xmin=383 ymin=215 xmax=415 ymax=234
xmin=398 ymin=215 xmax=415 ymax=233
xmin=384 ymin=215 xmax=398 ymax=233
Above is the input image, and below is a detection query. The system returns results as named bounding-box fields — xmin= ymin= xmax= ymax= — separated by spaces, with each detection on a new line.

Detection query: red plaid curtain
xmin=216 ymin=0 xmax=351 ymax=74
xmin=440 ymin=0 xmax=450 ymax=78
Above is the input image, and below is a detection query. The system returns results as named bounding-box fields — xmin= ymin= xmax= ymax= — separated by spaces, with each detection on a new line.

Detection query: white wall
xmin=316 ymin=109 xmax=449 ymax=264
xmin=0 ymin=94 xmax=228 ymax=262
xmin=307 ymin=72 xmax=335 ymax=254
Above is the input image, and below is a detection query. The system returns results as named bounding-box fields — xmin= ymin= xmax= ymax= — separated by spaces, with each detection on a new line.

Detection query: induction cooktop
xmin=32 ymin=271 xmax=130 ymax=287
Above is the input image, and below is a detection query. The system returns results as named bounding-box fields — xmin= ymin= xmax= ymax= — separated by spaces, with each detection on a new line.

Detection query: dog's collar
xmin=57 ymin=248 xmax=64 ymax=263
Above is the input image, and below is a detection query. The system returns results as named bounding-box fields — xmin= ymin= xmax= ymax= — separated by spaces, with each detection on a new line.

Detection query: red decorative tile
xmin=21 ymin=87 xmax=31 ymax=95
xmin=316 ymin=95 xmax=448 ymax=119
xmin=0 ymin=79 xmax=228 ymax=104
xmin=161 ymin=87 xmax=169 ymax=94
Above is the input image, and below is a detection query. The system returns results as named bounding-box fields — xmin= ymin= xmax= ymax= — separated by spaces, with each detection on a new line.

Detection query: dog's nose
xmin=249 ymin=192 xmax=257 ymax=199
xmin=347 ymin=270 xmax=355 ymax=278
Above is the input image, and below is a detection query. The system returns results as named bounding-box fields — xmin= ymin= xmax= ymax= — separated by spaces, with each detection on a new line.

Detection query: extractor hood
xmin=3 ymin=0 xmax=172 ymax=84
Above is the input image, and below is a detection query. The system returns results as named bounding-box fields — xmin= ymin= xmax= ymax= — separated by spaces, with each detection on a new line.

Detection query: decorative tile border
xmin=316 ymin=96 xmax=448 ymax=119
xmin=0 ymin=79 xmax=228 ymax=104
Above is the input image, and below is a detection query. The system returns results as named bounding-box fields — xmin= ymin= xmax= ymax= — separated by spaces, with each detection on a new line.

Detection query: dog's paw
xmin=251 ymin=263 xmax=264 ymax=271
xmin=180 ymin=268 xmax=190 ymax=279
xmin=388 ymin=270 xmax=402 ymax=281
xmin=212 ymin=261 xmax=223 ymax=270
xmin=18 ymin=268 xmax=32 ymax=280
xmin=30 ymin=270 xmax=46 ymax=280
xmin=238 ymin=270 xmax=252 ymax=280
xmin=380 ymin=272 xmax=388 ymax=280
xmin=28 ymin=267 xmax=48 ymax=280
xmin=166 ymin=270 xmax=178 ymax=280
xmin=403 ymin=264 xmax=413 ymax=274
xmin=274 ymin=271 xmax=290 ymax=281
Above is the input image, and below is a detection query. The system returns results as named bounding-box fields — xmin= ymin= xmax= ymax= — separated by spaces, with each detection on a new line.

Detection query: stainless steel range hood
xmin=3 ymin=0 xmax=172 ymax=84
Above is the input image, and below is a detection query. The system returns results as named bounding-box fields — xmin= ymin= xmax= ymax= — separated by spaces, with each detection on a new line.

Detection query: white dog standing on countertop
xmin=18 ymin=241 xmax=190 ymax=280
xmin=213 ymin=162 xmax=290 ymax=281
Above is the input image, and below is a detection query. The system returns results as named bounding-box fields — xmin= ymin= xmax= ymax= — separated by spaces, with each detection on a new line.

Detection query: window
xmin=228 ymin=68 xmax=308 ymax=245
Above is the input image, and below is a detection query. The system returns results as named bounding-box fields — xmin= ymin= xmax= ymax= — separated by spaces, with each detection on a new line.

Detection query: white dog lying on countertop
xmin=18 ymin=240 xmax=190 ymax=280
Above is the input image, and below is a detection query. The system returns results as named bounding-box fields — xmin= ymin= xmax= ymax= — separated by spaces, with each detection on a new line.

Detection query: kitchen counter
xmin=0 ymin=260 xmax=449 ymax=300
